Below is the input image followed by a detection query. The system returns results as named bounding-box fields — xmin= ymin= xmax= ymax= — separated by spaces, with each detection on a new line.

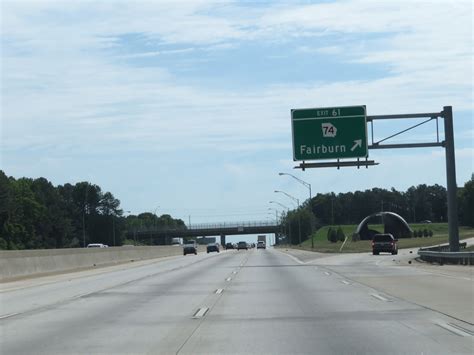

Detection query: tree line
xmin=281 ymin=175 xmax=474 ymax=245
xmin=0 ymin=171 xmax=185 ymax=250
xmin=0 ymin=170 xmax=472 ymax=249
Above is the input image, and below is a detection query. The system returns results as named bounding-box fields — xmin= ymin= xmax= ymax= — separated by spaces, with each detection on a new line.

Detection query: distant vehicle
xmin=257 ymin=241 xmax=266 ymax=249
xmin=420 ymin=220 xmax=432 ymax=224
xmin=171 ymin=237 xmax=183 ymax=245
xmin=225 ymin=242 xmax=234 ymax=250
xmin=207 ymin=243 xmax=220 ymax=253
xmin=237 ymin=241 xmax=248 ymax=250
xmin=257 ymin=235 xmax=266 ymax=244
xmin=86 ymin=243 xmax=107 ymax=248
xmin=372 ymin=234 xmax=398 ymax=255
xmin=183 ymin=240 xmax=198 ymax=255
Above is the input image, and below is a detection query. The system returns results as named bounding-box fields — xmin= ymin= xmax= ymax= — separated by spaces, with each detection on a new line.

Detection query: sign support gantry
xmin=291 ymin=105 xmax=459 ymax=252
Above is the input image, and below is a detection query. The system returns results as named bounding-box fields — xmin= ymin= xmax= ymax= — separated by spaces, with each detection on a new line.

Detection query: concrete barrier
xmin=0 ymin=246 xmax=185 ymax=282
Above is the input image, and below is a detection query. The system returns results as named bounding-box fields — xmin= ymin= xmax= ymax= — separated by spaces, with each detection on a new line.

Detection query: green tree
xmin=458 ymin=175 xmax=474 ymax=227
xmin=336 ymin=227 xmax=345 ymax=242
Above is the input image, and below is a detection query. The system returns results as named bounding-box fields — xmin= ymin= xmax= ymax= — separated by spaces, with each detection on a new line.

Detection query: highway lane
xmin=1 ymin=248 xmax=473 ymax=354
xmin=281 ymin=246 xmax=474 ymax=324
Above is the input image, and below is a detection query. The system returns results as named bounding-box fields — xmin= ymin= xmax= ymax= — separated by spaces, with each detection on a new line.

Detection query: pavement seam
xmin=175 ymin=254 xmax=247 ymax=354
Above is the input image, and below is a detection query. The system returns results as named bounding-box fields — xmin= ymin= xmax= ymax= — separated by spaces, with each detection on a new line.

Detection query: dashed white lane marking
xmin=232 ymin=271 xmax=238 ymax=274
xmin=0 ymin=313 xmax=19 ymax=320
xmin=225 ymin=277 xmax=232 ymax=282
xmin=341 ymin=280 xmax=350 ymax=285
xmin=324 ymin=272 xmax=331 ymax=276
xmin=193 ymin=307 xmax=209 ymax=319
xmin=215 ymin=289 xmax=223 ymax=294
xmin=371 ymin=293 xmax=390 ymax=302
xmin=436 ymin=321 xmax=474 ymax=337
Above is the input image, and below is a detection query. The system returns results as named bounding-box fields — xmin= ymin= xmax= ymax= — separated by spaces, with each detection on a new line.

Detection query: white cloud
xmin=1 ymin=0 xmax=472 ymax=215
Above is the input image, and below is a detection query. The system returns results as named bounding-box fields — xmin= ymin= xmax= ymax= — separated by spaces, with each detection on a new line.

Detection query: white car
xmin=86 ymin=243 xmax=107 ymax=248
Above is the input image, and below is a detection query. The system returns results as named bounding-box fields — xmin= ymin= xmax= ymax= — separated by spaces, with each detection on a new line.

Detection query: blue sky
xmin=1 ymin=0 xmax=473 ymax=230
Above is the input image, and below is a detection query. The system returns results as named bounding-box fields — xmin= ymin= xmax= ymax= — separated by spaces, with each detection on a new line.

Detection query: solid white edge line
xmin=447 ymin=322 xmax=474 ymax=336
xmin=193 ymin=307 xmax=209 ymax=318
xmin=370 ymin=293 xmax=390 ymax=302
xmin=0 ymin=313 xmax=20 ymax=320
xmin=282 ymin=252 xmax=306 ymax=265
xmin=436 ymin=321 xmax=473 ymax=337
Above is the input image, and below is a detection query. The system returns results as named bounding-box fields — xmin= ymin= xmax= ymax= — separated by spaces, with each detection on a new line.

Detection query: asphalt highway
xmin=1 ymin=247 xmax=473 ymax=354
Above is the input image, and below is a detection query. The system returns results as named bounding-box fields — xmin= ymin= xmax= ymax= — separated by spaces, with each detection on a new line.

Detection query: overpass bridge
xmin=126 ymin=221 xmax=283 ymax=246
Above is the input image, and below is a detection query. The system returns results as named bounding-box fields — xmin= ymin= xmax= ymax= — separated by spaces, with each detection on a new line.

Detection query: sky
xmin=1 ymin=0 xmax=473 ymax=232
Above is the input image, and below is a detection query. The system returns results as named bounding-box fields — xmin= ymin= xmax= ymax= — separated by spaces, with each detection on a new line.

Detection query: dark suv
xmin=372 ymin=234 xmax=398 ymax=255
xmin=183 ymin=241 xmax=198 ymax=255
xmin=237 ymin=241 xmax=248 ymax=250
xmin=206 ymin=243 xmax=219 ymax=253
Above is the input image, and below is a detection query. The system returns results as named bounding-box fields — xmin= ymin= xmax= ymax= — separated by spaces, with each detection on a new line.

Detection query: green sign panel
xmin=291 ymin=106 xmax=368 ymax=161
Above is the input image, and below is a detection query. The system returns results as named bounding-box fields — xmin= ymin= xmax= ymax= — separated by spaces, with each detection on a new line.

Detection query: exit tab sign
xmin=291 ymin=106 xmax=368 ymax=161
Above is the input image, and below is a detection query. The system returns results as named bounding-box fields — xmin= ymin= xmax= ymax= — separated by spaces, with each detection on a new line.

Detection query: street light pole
xmin=123 ymin=211 xmax=132 ymax=246
xmin=82 ymin=183 xmax=90 ymax=248
xmin=151 ymin=206 xmax=160 ymax=246
xmin=268 ymin=208 xmax=279 ymax=224
xmin=274 ymin=190 xmax=301 ymax=245
xmin=278 ymin=173 xmax=312 ymax=199
xmin=270 ymin=201 xmax=290 ymax=245
xmin=279 ymin=173 xmax=314 ymax=248
xmin=112 ymin=216 xmax=115 ymax=246
xmin=268 ymin=208 xmax=280 ymax=245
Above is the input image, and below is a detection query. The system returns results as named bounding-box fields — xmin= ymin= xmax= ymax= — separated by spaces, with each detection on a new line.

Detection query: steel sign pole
xmin=443 ymin=106 xmax=460 ymax=252
xmin=293 ymin=105 xmax=461 ymax=253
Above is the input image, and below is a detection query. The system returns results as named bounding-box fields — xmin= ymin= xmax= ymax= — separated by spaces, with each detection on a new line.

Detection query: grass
xmin=293 ymin=223 xmax=474 ymax=253
xmin=463 ymin=245 xmax=474 ymax=252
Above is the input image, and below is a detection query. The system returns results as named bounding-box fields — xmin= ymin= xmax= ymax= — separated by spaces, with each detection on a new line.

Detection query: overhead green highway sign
xmin=291 ymin=105 xmax=368 ymax=161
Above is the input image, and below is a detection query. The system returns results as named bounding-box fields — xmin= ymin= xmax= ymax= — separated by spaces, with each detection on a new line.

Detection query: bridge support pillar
xmin=220 ymin=234 xmax=226 ymax=247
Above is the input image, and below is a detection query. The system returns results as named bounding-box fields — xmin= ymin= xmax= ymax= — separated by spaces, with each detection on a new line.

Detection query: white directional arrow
xmin=350 ymin=139 xmax=362 ymax=151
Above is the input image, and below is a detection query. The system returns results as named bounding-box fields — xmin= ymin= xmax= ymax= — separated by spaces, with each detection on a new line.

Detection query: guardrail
xmin=418 ymin=243 xmax=473 ymax=265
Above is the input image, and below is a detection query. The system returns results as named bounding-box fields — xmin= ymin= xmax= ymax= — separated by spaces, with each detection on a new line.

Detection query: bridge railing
xmin=129 ymin=220 xmax=279 ymax=233
xmin=186 ymin=221 xmax=278 ymax=230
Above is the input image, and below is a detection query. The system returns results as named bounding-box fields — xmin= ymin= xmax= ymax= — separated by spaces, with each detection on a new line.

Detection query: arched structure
xmin=354 ymin=212 xmax=413 ymax=240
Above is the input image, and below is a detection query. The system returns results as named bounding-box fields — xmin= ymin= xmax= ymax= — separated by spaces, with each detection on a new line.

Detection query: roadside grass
xmin=294 ymin=223 xmax=474 ymax=253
